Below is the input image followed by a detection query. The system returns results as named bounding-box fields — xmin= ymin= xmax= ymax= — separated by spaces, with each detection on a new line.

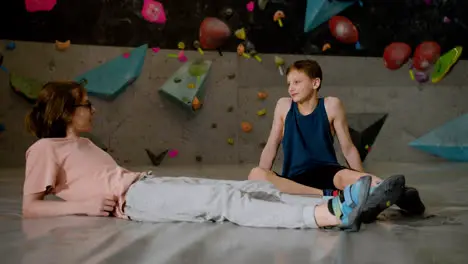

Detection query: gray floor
xmin=1 ymin=162 xmax=468 ymax=264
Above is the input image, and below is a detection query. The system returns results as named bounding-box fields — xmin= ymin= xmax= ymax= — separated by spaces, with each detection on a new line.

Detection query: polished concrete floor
xmin=1 ymin=162 xmax=468 ymax=264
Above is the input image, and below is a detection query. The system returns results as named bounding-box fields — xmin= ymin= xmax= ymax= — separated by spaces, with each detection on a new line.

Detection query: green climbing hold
xmin=188 ymin=59 xmax=209 ymax=77
xmin=9 ymin=73 xmax=44 ymax=103
xmin=431 ymin=46 xmax=463 ymax=83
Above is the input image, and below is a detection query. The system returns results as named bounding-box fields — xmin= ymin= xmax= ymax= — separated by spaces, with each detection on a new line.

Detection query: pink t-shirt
xmin=23 ymin=137 xmax=144 ymax=219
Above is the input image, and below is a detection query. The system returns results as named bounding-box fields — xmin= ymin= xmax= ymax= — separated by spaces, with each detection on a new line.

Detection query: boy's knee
xmin=248 ymin=167 xmax=269 ymax=181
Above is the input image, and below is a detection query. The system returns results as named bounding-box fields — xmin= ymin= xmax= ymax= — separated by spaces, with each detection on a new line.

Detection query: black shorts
xmin=275 ymin=165 xmax=348 ymax=190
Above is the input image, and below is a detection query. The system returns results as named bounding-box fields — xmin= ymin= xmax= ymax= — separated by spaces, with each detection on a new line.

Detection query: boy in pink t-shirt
xmin=22 ymin=81 xmax=388 ymax=232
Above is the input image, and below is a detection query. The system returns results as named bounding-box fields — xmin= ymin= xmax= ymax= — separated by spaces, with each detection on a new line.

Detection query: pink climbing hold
xmin=151 ymin=47 xmax=161 ymax=53
xmin=142 ymin=0 xmax=167 ymax=24
xmin=25 ymin=0 xmax=57 ymax=12
xmin=168 ymin=149 xmax=178 ymax=158
xmin=246 ymin=1 xmax=254 ymax=12
xmin=122 ymin=52 xmax=130 ymax=58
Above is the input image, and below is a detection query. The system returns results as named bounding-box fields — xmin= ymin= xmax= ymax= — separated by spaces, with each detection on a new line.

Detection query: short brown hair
xmin=286 ymin=59 xmax=323 ymax=90
xmin=25 ymin=81 xmax=86 ymax=138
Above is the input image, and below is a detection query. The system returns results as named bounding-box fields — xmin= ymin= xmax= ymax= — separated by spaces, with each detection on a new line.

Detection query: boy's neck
xmin=297 ymin=94 xmax=319 ymax=116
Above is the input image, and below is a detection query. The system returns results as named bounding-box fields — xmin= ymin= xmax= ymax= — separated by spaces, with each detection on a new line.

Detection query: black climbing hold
xmin=227 ymin=106 xmax=234 ymax=112
xmin=222 ymin=7 xmax=234 ymax=19
xmin=0 ymin=53 xmax=3 ymax=66
xmin=217 ymin=48 xmax=223 ymax=56
xmin=227 ymin=73 xmax=236 ymax=79
xmin=174 ymin=77 xmax=182 ymax=83
xmin=195 ymin=155 xmax=203 ymax=162
xmin=211 ymin=123 xmax=217 ymax=128
xmin=145 ymin=149 xmax=169 ymax=166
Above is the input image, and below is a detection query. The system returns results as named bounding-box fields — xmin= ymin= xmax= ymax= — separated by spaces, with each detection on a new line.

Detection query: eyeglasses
xmin=74 ymin=100 xmax=93 ymax=109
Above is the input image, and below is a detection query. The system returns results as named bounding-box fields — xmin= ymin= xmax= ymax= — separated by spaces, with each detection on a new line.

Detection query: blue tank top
xmin=281 ymin=97 xmax=339 ymax=177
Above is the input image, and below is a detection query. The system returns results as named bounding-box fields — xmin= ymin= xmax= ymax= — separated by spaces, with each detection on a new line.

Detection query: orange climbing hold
xmin=241 ymin=122 xmax=252 ymax=132
xmin=55 ymin=40 xmax=70 ymax=51
xmin=257 ymin=92 xmax=268 ymax=99
xmin=192 ymin=96 xmax=202 ymax=110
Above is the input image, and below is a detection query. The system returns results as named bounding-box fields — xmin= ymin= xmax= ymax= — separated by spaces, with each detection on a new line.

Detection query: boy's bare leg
xmin=333 ymin=169 xmax=383 ymax=189
xmin=248 ymin=167 xmax=323 ymax=196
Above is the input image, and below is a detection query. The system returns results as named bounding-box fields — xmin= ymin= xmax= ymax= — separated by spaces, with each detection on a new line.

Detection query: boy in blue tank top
xmin=249 ymin=60 xmax=425 ymax=223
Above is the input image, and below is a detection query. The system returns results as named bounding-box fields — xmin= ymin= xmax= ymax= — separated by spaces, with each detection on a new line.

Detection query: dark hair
xmin=25 ymin=81 xmax=86 ymax=138
xmin=286 ymin=59 xmax=323 ymax=90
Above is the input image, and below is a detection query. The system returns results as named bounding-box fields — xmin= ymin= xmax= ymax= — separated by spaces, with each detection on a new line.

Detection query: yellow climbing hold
xmin=386 ymin=201 xmax=391 ymax=207
xmin=235 ymin=28 xmax=246 ymax=40
xmin=257 ymin=108 xmax=267 ymax=116
xmin=227 ymin=138 xmax=234 ymax=145
xmin=178 ymin=42 xmax=185 ymax=49
xmin=187 ymin=83 xmax=195 ymax=89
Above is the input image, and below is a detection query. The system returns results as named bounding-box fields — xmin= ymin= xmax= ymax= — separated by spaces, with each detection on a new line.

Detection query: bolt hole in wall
xmin=0 ymin=0 xmax=468 ymax=166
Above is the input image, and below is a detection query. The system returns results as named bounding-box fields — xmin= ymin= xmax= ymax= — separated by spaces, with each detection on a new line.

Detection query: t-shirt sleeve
xmin=23 ymin=140 xmax=59 ymax=196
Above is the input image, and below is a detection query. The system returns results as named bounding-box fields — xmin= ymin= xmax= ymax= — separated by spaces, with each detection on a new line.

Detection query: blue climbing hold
xmin=304 ymin=0 xmax=357 ymax=33
xmin=6 ymin=41 xmax=16 ymax=50
xmin=74 ymin=44 xmax=148 ymax=99
xmin=409 ymin=113 xmax=468 ymax=161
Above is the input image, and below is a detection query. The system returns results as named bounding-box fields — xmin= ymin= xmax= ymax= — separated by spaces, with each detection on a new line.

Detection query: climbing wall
xmin=1 ymin=40 xmax=468 ymax=168
xmin=1 ymin=0 xmax=467 ymax=59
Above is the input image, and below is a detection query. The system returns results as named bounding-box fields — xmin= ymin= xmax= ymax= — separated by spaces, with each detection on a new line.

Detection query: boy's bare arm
xmin=259 ymin=98 xmax=289 ymax=170
xmin=330 ymin=97 xmax=364 ymax=172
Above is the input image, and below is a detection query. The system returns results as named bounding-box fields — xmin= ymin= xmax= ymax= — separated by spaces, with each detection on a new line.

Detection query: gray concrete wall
xmin=1 ymin=41 xmax=468 ymax=168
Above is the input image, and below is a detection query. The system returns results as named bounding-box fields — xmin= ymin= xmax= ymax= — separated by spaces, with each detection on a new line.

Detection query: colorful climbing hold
xmin=383 ymin=42 xmax=412 ymax=70
xmin=257 ymin=91 xmax=268 ymax=99
xmin=55 ymin=40 xmax=70 ymax=51
xmin=257 ymin=108 xmax=267 ymax=116
xmin=25 ymin=0 xmax=56 ymax=12
xmin=122 ymin=52 xmax=131 ymax=58
xmin=227 ymin=138 xmax=234 ymax=145
xmin=237 ymin=44 xmax=251 ymax=58
xmin=178 ymin=51 xmax=188 ymax=62
xmin=235 ymin=28 xmax=247 ymax=40
xmin=152 ymin=47 xmax=161 ymax=53
xmin=241 ymin=122 xmax=252 ymax=132
xmin=141 ymin=0 xmax=167 ymax=24
xmin=199 ymin=17 xmax=231 ymax=50
xmin=246 ymin=1 xmax=254 ymax=12
xmin=274 ymin=11 xmax=285 ymax=27
xmin=193 ymin=41 xmax=204 ymax=55
xmin=192 ymin=96 xmax=202 ymax=110
xmin=178 ymin=42 xmax=185 ymax=49
xmin=329 ymin=16 xmax=359 ymax=44
xmin=274 ymin=56 xmax=285 ymax=75
xmin=322 ymin=43 xmax=331 ymax=52
xmin=187 ymin=83 xmax=195 ymax=89
xmin=168 ymin=149 xmax=179 ymax=158
xmin=6 ymin=42 xmax=16 ymax=51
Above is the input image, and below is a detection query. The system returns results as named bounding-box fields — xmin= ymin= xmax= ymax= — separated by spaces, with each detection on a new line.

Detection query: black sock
xmin=327 ymin=199 xmax=335 ymax=215
xmin=339 ymin=191 xmax=345 ymax=203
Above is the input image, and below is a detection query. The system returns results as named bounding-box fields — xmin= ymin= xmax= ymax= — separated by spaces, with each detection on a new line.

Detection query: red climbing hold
xmin=199 ymin=17 xmax=231 ymax=50
xmin=383 ymin=42 xmax=412 ymax=70
xmin=412 ymin=41 xmax=441 ymax=71
xmin=25 ymin=0 xmax=56 ymax=12
xmin=329 ymin=16 xmax=359 ymax=44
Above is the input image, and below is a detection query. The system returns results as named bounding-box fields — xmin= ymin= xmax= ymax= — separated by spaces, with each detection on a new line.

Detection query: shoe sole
xmin=397 ymin=187 xmax=426 ymax=215
xmin=361 ymin=174 xmax=406 ymax=224
xmin=340 ymin=175 xmax=372 ymax=232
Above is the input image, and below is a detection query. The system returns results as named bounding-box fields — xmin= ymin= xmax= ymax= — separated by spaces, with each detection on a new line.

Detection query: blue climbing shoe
xmin=332 ymin=175 xmax=372 ymax=232
xmin=361 ymin=174 xmax=406 ymax=223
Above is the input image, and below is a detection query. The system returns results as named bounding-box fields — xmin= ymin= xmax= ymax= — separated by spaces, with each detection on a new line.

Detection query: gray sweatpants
xmin=124 ymin=174 xmax=328 ymax=229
